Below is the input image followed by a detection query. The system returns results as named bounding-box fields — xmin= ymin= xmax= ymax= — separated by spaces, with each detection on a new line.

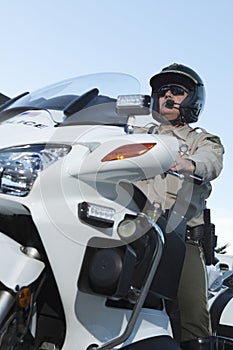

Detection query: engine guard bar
xmin=216 ymin=335 xmax=233 ymax=348
xmin=93 ymin=223 xmax=164 ymax=350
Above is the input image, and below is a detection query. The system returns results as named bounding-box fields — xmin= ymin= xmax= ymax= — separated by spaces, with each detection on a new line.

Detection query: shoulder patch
xmin=206 ymin=136 xmax=222 ymax=145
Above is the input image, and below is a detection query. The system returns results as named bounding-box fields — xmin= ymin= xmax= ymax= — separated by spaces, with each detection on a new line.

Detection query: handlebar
xmin=165 ymin=170 xmax=203 ymax=185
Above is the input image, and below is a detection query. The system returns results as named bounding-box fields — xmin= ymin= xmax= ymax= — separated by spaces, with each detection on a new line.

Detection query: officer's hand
xmin=169 ymin=157 xmax=195 ymax=173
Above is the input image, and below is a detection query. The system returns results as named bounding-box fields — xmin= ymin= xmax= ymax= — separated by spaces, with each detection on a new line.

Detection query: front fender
xmin=0 ymin=232 xmax=45 ymax=292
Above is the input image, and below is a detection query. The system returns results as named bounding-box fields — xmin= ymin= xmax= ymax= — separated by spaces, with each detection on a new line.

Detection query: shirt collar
xmin=159 ymin=124 xmax=192 ymax=141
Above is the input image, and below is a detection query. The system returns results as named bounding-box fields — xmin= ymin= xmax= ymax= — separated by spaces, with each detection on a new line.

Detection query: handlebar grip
xmin=165 ymin=171 xmax=203 ymax=185
xmin=188 ymin=173 xmax=203 ymax=185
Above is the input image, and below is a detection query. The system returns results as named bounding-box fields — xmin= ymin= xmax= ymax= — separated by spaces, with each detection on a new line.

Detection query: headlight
xmin=0 ymin=144 xmax=71 ymax=196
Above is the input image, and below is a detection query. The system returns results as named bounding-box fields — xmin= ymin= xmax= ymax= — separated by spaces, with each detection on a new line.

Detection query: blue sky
xmin=1 ymin=0 xmax=233 ymax=252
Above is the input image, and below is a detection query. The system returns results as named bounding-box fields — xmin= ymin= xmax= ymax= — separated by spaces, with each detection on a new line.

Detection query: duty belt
xmin=185 ymin=224 xmax=204 ymax=244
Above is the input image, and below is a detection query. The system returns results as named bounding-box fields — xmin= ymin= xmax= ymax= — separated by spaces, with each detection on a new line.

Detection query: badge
xmin=179 ymin=143 xmax=189 ymax=156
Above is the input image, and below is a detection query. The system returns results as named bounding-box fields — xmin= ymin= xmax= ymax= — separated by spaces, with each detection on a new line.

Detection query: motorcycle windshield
xmin=2 ymin=73 xmax=141 ymax=125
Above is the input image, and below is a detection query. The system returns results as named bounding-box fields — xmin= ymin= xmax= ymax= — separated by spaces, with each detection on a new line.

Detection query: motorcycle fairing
xmin=75 ymin=292 xmax=173 ymax=348
xmin=0 ymin=232 xmax=45 ymax=291
xmin=210 ymin=288 xmax=233 ymax=335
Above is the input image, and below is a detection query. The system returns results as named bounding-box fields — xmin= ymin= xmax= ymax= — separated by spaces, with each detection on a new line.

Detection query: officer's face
xmin=158 ymin=86 xmax=188 ymax=121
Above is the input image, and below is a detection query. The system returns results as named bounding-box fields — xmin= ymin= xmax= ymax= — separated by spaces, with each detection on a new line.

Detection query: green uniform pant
xmin=177 ymin=242 xmax=212 ymax=342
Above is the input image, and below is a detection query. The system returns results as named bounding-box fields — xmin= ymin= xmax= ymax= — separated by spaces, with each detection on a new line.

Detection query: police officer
xmin=136 ymin=63 xmax=224 ymax=349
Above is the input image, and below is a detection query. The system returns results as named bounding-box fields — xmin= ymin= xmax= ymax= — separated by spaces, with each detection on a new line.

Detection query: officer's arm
xmin=185 ymin=135 xmax=224 ymax=183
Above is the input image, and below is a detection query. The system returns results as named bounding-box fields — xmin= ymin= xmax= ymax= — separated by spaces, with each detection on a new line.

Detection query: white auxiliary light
xmin=116 ymin=94 xmax=151 ymax=116
xmin=78 ymin=202 xmax=115 ymax=227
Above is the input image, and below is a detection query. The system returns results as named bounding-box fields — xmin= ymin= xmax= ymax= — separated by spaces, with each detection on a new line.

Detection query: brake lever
xmin=165 ymin=170 xmax=203 ymax=185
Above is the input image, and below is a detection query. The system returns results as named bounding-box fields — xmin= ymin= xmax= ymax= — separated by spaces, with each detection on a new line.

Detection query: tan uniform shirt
xmin=135 ymin=123 xmax=224 ymax=227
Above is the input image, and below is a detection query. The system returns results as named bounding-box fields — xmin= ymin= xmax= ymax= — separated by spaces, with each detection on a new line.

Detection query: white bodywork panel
xmin=0 ymin=232 xmax=45 ymax=291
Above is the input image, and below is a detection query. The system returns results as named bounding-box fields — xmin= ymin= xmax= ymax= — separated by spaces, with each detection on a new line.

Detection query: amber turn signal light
xmin=18 ymin=287 xmax=31 ymax=308
xmin=101 ymin=143 xmax=156 ymax=162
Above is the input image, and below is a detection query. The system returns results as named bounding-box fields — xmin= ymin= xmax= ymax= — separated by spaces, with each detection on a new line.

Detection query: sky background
xmin=1 ymin=0 xmax=233 ymax=253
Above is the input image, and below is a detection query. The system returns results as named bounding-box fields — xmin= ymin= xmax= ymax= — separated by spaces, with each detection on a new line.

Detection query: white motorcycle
xmin=0 ymin=73 xmax=232 ymax=350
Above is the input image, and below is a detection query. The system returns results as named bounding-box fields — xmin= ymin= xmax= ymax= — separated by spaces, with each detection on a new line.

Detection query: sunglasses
xmin=157 ymin=84 xmax=189 ymax=97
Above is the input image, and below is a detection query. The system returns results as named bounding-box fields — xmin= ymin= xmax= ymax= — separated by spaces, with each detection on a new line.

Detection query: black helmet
xmin=150 ymin=63 xmax=205 ymax=123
